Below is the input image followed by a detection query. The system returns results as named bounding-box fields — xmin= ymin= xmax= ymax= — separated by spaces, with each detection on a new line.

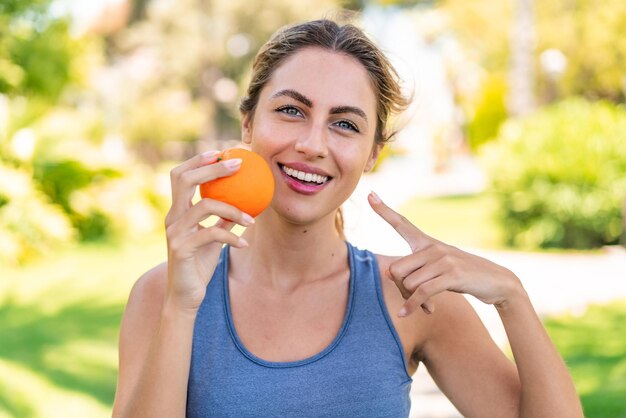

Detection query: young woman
xmin=112 ymin=19 xmax=583 ymax=417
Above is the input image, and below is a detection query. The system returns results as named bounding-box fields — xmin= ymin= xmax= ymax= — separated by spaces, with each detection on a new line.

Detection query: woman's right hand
xmin=164 ymin=150 xmax=254 ymax=314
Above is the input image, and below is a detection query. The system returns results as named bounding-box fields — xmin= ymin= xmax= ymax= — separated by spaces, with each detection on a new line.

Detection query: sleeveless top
xmin=186 ymin=242 xmax=413 ymax=417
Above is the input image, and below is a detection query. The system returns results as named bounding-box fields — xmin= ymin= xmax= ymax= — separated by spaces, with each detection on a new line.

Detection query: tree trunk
xmin=507 ymin=0 xmax=536 ymax=117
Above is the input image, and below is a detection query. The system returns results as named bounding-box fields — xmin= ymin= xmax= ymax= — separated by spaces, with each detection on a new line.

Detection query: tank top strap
xmin=346 ymin=243 xmax=412 ymax=380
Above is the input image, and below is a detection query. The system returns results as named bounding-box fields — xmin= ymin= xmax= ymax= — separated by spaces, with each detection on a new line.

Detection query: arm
xmin=112 ymin=264 xmax=197 ymax=418
xmin=112 ymin=151 xmax=253 ymax=417
xmin=496 ymin=288 xmax=582 ymax=417
xmin=421 ymin=292 xmax=519 ymax=416
xmin=369 ymin=192 xmax=583 ymax=417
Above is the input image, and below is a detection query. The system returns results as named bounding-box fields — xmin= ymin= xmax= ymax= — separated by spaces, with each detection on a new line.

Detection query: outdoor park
xmin=1 ymin=0 xmax=625 ymax=417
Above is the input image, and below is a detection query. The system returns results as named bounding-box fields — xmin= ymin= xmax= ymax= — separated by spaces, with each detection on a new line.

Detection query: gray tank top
xmin=186 ymin=242 xmax=413 ymax=417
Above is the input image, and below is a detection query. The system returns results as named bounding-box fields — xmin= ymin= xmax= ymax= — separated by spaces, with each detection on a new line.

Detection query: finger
xmin=167 ymin=151 xmax=221 ymax=224
xmin=214 ymin=217 xmax=236 ymax=230
xmin=398 ymin=277 xmax=448 ymax=318
xmin=169 ymin=226 xmax=248 ymax=260
xmin=179 ymin=198 xmax=254 ymax=232
xmin=167 ymin=154 xmax=243 ymax=225
xmin=181 ymin=158 xmax=243 ymax=193
xmin=387 ymin=245 xmax=438 ymax=282
xmin=188 ymin=226 xmax=248 ymax=249
xmin=385 ymin=266 xmax=412 ymax=299
xmin=368 ymin=191 xmax=431 ymax=252
xmin=421 ymin=299 xmax=435 ymax=315
xmin=171 ymin=150 xmax=221 ymax=177
xmin=402 ymin=261 xmax=444 ymax=293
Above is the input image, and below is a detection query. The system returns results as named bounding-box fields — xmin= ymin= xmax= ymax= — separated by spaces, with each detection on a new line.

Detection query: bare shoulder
xmin=119 ymin=261 xmax=169 ymax=353
xmin=112 ymin=262 xmax=168 ymax=416
xmin=373 ymin=254 xmax=483 ymax=361
xmin=125 ymin=262 xmax=169 ymax=314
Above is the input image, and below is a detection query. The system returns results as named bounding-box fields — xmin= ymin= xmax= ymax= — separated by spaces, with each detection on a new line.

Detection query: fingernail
xmin=422 ymin=305 xmax=432 ymax=315
xmin=238 ymin=237 xmax=249 ymax=247
xmin=224 ymin=158 xmax=242 ymax=169
xmin=370 ymin=191 xmax=381 ymax=203
xmin=398 ymin=307 xmax=408 ymax=317
xmin=242 ymin=213 xmax=255 ymax=225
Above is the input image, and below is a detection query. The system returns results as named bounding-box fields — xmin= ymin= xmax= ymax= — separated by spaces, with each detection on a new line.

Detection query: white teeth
xmin=281 ymin=165 xmax=329 ymax=184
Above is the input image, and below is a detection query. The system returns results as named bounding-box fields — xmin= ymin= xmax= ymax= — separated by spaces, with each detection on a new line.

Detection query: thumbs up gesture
xmin=368 ymin=192 xmax=523 ymax=318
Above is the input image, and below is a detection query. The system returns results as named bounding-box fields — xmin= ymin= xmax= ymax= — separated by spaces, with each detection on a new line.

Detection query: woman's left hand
xmin=368 ymin=192 xmax=523 ymax=317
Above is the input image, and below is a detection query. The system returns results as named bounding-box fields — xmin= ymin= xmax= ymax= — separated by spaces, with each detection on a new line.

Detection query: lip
xmin=277 ymin=163 xmax=333 ymax=195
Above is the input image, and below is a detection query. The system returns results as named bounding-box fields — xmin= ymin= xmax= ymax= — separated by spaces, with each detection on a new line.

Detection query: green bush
xmin=0 ymin=101 xmax=169 ymax=261
xmin=482 ymin=98 xmax=626 ymax=249
xmin=0 ymin=163 xmax=75 ymax=265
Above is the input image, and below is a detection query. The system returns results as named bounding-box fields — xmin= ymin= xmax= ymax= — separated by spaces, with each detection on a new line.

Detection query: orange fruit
xmin=199 ymin=148 xmax=275 ymax=217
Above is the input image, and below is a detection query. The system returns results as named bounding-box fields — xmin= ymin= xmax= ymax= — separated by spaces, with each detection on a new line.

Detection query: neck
xmin=229 ymin=209 xmax=348 ymax=293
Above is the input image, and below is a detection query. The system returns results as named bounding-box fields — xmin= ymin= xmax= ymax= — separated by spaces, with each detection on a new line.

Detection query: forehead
xmin=261 ymin=47 xmax=377 ymax=117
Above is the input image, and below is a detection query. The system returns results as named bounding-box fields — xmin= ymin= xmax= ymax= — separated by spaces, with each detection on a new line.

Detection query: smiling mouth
xmin=278 ymin=163 xmax=332 ymax=186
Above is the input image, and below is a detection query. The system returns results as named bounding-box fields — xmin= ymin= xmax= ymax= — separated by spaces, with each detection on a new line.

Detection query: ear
xmin=241 ymin=113 xmax=253 ymax=144
xmin=364 ymin=142 xmax=384 ymax=173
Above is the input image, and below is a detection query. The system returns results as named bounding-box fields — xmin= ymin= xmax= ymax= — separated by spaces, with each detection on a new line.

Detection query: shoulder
xmin=373 ymin=253 xmax=478 ymax=359
xmin=119 ymin=262 xmax=169 ymax=348
xmin=127 ymin=262 xmax=169 ymax=312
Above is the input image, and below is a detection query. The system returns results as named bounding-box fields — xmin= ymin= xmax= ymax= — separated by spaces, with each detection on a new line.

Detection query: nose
xmin=294 ymin=122 xmax=328 ymax=159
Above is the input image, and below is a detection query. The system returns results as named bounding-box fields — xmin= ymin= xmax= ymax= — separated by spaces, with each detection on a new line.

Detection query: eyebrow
xmin=330 ymin=105 xmax=368 ymax=122
xmin=271 ymin=89 xmax=312 ymax=108
xmin=270 ymin=89 xmax=368 ymax=123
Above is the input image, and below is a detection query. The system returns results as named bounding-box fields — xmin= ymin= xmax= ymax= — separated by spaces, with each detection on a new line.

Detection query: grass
xmin=400 ymin=193 xmax=504 ymax=249
xmin=0 ymin=235 xmax=166 ymax=418
xmin=1 ymin=195 xmax=623 ymax=417
xmin=544 ymin=301 xmax=626 ymax=418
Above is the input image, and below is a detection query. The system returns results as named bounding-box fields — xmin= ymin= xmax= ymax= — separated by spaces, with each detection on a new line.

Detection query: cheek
xmin=253 ymin=118 xmax=301 ymax=146
xmin=335 ymin=142 xmax=373 ymax=175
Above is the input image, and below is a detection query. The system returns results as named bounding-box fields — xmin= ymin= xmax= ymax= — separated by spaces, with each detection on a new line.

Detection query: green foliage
xmin=545 ymin=301 xmax=626 ymax=417
xmin=0 ymin=98 xmax=169 ymax=260
xmin=0 ymin=1 xmax=79 ymax=101
xmin=442 ymin=0 xmax=626 ymax=101
xmin=482 ymin=98 xmax=626 ymax=249
xmin=466 ymin=74 xmax=508 ymax=150
xmin=0 ymin=163 xmax=75 ymax=265
xmin=32 ymin=160 xmax=121 ymax=241
xmin=536 ymin=0 xmax=626 ymax=101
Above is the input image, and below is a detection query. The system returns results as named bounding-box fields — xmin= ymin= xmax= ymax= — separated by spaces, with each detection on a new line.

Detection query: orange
xmin=199 ymin=148 xmax=275 ymax=217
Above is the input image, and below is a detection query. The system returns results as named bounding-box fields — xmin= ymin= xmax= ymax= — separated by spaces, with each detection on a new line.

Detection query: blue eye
xmin=277 ymin=106 xmax=302 ymax=117
xmin=336 ymin=120 xmax=359 ymax=132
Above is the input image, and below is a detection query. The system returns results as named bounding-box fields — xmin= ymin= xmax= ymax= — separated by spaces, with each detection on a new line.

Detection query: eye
xmin=276 ymin=105 xmax=302 ymax=117
xmin=335 ymin=120 xmax=359 ymax=133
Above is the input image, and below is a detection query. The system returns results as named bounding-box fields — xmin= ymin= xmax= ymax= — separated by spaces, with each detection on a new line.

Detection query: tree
xmin=441 ymin=0 xmax=626 ymax=103
xmin=0 ymin=0 xmax=78 ymax=101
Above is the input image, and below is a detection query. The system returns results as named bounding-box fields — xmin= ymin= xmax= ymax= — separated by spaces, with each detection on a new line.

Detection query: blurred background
xmin=1 ymin=0 xmax=625 ymax=417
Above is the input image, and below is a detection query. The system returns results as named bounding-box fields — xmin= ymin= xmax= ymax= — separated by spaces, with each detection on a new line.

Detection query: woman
xmin=112 ymin=19 xmax=583 ymax=417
